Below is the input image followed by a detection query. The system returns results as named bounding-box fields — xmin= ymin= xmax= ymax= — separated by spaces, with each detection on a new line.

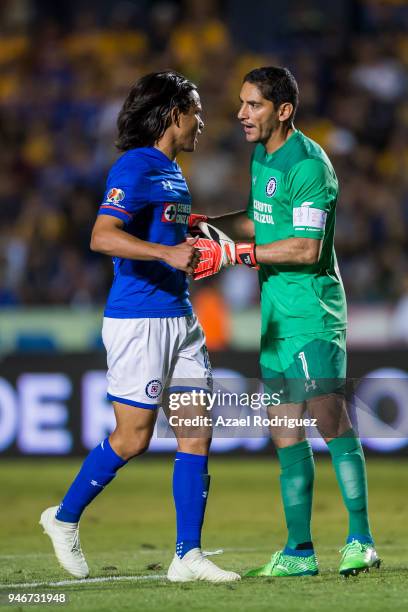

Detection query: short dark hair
xmin=243 ymin=66 xmax=299 ymax=120
xmin=116 ymin=71 xmax=198 ymax=150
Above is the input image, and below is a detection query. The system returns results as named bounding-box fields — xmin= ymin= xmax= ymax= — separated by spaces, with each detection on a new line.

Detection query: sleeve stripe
xmin=99 ymin=205 xmax=133 ymax=217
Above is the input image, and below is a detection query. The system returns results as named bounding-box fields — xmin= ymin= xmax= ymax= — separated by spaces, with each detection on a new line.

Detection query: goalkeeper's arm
xmin=210 ymin=210 xmax=255 ymax=241
xmin=192 ymin=222 xmax=322 ymax=280
xmin=189 ymin=210 xmax=254 ymax=241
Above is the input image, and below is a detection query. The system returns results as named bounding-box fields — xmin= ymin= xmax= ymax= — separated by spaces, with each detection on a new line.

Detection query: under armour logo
xmin=90 ymin=480 xmax=103 ymax=488
xmin=161 ymin=180 xmax=173 ymax=190
xmin=305 ymin=380 xmax=317 ymax=392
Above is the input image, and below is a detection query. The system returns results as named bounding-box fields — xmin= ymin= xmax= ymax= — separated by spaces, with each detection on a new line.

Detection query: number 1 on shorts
xmin=298 ymin=351 xmax=310 ymax=380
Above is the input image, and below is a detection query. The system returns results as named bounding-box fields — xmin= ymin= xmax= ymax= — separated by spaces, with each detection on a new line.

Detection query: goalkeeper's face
xmin=176 ymin=90 xmax=204 ymax=153
xmin=238 ymin=82 xmax=280 ymax=145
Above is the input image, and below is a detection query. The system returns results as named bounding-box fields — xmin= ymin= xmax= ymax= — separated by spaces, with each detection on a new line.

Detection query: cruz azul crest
xmin=145 ymin=379 xmax=162 ymax=399
xmin=266 ymin=177 xmax=277 ymax=197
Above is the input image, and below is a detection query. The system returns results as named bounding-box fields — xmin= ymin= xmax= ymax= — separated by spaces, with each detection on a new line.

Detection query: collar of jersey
xmin=143 ymin=146 xmax=178 ymax=167
xmin=263 ymin=129 xmax=299 ymax=160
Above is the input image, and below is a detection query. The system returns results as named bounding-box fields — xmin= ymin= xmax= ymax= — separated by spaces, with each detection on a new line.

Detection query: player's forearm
xmin=210 ymin=211 xmax=254 ymax=241
xmin=90 ymin=226 xmax=168 ymax=262
xmin=255 ymin=237 xmax=321 ymax=265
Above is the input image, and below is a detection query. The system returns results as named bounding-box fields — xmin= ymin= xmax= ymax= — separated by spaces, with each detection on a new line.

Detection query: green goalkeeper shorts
xmin=261 ymin=330 xmax=346 ymax=404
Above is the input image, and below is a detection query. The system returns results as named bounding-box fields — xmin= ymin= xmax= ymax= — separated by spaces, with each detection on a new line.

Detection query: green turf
xmin=0 ymin=457 xmax=407 ymax=612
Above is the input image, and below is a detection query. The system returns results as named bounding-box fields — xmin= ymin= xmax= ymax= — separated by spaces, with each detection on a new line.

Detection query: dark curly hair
xmin=116 ymin=71 xmax=198 ymax=150
xmin=243 ymin=66 xmax=299 ymax=121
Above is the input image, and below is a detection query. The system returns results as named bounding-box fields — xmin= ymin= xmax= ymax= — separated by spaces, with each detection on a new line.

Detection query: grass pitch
xmin=0 ymin=456 xmax=407 ymax=612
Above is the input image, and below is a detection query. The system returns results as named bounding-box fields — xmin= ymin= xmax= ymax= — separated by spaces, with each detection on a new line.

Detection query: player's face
xmin=177 ymin=90 xmax=204 ymax=152
xmin=238 ymin=82 xmax=279 ymax=144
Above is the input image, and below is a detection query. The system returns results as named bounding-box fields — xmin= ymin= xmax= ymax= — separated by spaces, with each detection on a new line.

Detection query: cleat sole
xmin=340 ymin=559 xmax=381 ymax=578
xmin=341 ymin=567 xmax=364 ymax=577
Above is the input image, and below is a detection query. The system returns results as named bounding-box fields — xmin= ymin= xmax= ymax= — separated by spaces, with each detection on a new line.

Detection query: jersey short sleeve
xmin=286 ymin=158 xmax=337 ymax=239
xmin=98 ymin=158 xmax=151 ymax=225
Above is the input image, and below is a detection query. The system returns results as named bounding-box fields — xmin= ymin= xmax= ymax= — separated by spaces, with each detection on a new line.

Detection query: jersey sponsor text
xmin=253 ymin=199 xmax=274 ymax=224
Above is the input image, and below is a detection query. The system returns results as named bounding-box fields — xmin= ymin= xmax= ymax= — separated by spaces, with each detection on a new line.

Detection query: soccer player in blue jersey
xmin=39 ymin=71 xmax=240 ymax=583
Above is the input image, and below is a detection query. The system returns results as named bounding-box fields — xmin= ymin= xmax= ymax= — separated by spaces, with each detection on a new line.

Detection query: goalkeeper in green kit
xmin=190 ymin=66 xmax=380 ymax=577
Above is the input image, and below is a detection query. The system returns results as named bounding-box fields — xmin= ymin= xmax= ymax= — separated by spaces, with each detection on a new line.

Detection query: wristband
xmin=236 ymin=243 xmax=258 ymax=269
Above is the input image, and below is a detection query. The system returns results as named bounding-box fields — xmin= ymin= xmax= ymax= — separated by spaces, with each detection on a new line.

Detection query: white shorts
xmin=102 ymin=315 xmax=212 ymax=409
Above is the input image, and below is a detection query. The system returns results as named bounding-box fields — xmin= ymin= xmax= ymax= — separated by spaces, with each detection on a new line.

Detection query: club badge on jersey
xmin=161 ymin=202 xmax=191 ymax=225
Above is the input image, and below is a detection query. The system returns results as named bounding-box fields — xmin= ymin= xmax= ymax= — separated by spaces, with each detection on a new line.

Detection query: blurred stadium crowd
xmin=0 ymin=0 xmax=407 ymax=313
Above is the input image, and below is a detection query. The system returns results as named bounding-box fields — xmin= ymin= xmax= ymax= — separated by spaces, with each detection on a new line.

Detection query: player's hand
xmin=196 ymin=222 xmax=259 ymax=271
xmin=196 ymin=222 xmax=236 ymax=266
xmin=193 ymin=237 xmax=223 ymax=280
xmin=164 ymin=236 xmax=201 ymax=274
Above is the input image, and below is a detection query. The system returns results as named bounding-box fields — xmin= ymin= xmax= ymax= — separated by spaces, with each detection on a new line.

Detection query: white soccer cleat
xmin=167 ymin=548 xmax=241 ymax=583
xmin=39 ymin=506 xmax=89 ymax=579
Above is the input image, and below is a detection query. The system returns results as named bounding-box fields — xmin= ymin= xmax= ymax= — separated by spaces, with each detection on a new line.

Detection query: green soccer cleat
xmin=245 ymin=550 xmax=318 ymax=577
xmin=339 ymin=539 xmax=381 ymax=577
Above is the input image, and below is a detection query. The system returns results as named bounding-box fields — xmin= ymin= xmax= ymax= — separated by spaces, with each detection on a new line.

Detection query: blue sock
xmin=283 ymin=546 xmax=315 ymax=557
xmin=55 ymin=437 xmax=127 ymax=523
xmin=347 ymin=534 xmax=374 ymax=545
xmin=173 ymin=452 xmax=210 ymax=558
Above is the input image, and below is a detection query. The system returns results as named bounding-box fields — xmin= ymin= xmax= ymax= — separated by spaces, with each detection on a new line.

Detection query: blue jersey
xmin=98 ymin=147 xmax=193 ymax=318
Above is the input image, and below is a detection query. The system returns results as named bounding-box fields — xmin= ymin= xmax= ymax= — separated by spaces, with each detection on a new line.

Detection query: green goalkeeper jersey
xmin=247 ymin=130 xmax=347 ymax=342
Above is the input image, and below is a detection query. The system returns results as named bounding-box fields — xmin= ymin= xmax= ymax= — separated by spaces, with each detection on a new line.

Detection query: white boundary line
xmin=0 ymin=574 xmax=165 ymax=589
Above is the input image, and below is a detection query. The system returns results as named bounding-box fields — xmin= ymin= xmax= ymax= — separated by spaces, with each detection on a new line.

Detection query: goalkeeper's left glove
xmin=193 ymin=237 xmax=225 ymax=280
xmin=196 ymin=222 xmax=236 ymax=268
xmin=192 ymin=223 xmax=235 ymax=281
xmin=197 ymin=222 xmax=259 ymax=272
xmin=235 ymin=242 xmax=258 ymax=269
xmin=188 ymin=213 xmax=208 ymax=231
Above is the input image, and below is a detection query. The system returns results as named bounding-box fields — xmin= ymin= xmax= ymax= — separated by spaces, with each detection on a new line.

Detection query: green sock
xmin=277 ymin=440 xmax=315 ymax=550
xmin=328 ymin=429 xmax=372 ymax=542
